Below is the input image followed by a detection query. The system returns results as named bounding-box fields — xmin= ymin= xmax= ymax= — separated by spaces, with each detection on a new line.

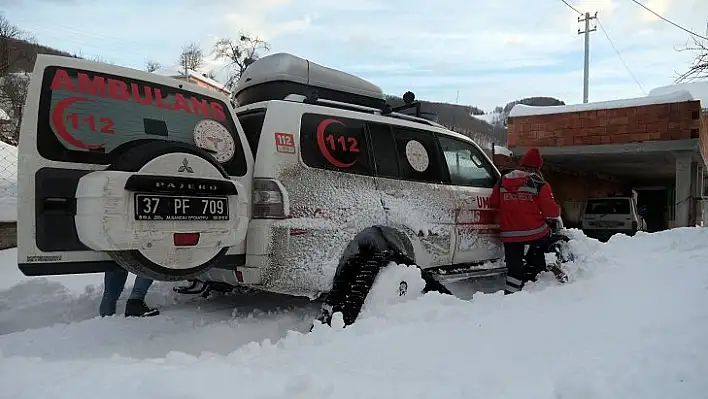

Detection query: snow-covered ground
xmin=1 ymin=228 xmax=707 ymax=398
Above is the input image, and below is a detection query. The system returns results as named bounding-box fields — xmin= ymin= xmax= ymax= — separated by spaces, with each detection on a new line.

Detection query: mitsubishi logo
xmin=177 ymin=158 xmax=194 ymax=173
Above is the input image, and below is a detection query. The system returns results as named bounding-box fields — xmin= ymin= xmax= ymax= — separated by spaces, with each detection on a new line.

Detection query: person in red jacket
xmin=489 ymin=147 xmax=561 ymax=295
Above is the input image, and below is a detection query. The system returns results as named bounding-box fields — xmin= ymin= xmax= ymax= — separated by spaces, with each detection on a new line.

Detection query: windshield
xmin=585 ymin=199 xmax=631 ymax=215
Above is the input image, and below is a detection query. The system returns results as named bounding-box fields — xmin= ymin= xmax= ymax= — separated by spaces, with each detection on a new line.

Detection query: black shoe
xmin=125 ymin=299 xmax=160 ymax=317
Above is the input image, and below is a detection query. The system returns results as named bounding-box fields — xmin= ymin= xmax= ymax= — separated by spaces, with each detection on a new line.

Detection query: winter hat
xmin=519 ymin=147 xmax=543 ymax=169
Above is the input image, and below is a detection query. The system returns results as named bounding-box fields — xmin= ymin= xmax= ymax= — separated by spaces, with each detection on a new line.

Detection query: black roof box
xmin=233 ymin=53 xmax=387 ymax=109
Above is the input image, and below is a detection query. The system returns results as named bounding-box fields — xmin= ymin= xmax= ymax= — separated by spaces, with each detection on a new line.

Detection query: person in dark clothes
xmin=99 ymin=271 xmax=160 ymax=317
xmin=489 ymin=147 xmax=561 ymax=294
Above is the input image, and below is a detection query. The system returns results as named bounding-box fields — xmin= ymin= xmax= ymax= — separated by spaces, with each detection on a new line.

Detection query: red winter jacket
xmin=489 ymin=170 xmax=561 ymax=243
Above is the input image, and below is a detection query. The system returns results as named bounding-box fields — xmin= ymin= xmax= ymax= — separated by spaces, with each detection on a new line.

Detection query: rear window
xmin=36 ymin=66 xmax=247 ymax=176
xmin=585 ymin=199 xmax=631 ymax=215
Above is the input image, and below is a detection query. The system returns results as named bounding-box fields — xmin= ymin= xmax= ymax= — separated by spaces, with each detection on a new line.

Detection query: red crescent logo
xmin=50 ymin=97 xmax=104 ymax=150
xmin=316 ymin=118 xmax=355 ymax=168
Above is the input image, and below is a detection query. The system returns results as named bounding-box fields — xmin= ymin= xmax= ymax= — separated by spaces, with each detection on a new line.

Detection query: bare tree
xmin=0 ymin=72 xmax=29 ymax=145
xmin=0 ymin=13 xmax=36 ymax=76
xmin=675 ymin=36 xmax=708 ymax=83
xmin=146 ymin=59 xmax=161 ymax=73
xmin=178 ymin=42 xmax=204 ymax=74
xmin=213 ymin=33 xmax=270 ymax=91
xmin=0 ymin=15 xmax=34 ymax=145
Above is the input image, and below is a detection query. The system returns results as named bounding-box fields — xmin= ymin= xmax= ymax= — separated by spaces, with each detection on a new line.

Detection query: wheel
xmin=97 ymin=141 xmax=235 ymax=281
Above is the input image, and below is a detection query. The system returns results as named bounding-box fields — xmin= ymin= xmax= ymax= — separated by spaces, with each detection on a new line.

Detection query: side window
xmin=299 ymin=113 xmax=372 ymax=176
xmin=389 ymin=125 xmax=444 ymax=183
xmin=437 ymin=135 xmax=497 ymax=188
xmin=367 ymin=123 xmax=399 ymax=178
xmin=236 ymin=110 xmax=266 ymax=157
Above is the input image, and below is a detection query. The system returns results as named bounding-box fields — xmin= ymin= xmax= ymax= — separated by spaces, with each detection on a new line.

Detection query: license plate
xmin=135 ymin=194 xmax=229 ymax=221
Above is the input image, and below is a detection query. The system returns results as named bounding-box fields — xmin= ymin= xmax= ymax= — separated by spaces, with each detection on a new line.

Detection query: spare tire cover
xmin=103 ymin=140 xmax=236 ymax=281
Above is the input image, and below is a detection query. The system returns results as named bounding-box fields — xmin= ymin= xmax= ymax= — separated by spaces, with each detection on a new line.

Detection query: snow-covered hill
xmin=1 ymin=228 xmax=707 ymax=398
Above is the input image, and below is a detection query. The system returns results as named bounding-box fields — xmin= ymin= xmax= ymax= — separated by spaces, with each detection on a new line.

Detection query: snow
xmin=0 ymin=107 xmax=9 ymax=121
xmin=493 ymin=144 xmax=512 ymax=157
xmin=471 ymin=112 xmax=498 ymax=125
xmin=509 ymin=90 xmax=696 ymax=118
xmin=648 ymin=81 xmax=708 ymax=110
xmin=0 ymin=140 xmax=17 ymax=221
xmin=1 ymin=227 xmax=708 ymax=398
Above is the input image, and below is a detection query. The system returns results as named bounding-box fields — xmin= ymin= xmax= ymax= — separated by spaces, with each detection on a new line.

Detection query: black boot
xmin=125 ymin=299 xmax=160 ymax=317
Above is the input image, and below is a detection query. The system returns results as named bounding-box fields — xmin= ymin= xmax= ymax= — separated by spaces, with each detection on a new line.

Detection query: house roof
xmin=152 ymin=67 xmax=229 ymax=92
xmin=508 ymin=90 xmax=696 ymax=118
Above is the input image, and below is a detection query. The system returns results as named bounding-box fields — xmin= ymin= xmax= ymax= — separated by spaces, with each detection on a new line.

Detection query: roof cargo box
xmin=234 ymin=53 xmax=386 ymax=109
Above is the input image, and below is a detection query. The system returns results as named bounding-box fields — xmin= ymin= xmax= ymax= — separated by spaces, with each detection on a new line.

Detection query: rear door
xmin=17 ymin=55 xmax=253 ymax=280
xmin=436 ymin=134 xmax=503 ymax=266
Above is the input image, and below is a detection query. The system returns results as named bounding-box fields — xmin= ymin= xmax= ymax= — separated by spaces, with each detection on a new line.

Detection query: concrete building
xmin=506 ymin=83 xmax=707 ymax=230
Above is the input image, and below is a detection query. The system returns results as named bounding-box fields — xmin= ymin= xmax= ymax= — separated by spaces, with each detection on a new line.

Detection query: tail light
xmin=174 ymin=232 xmax=200 ymax=246
xmin=252 ymin=178 xmax=286 ymax=219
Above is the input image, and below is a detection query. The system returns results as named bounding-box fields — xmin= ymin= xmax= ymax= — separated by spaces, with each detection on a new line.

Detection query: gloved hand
xmin=546 ymin=217 xmax=564 ymax=232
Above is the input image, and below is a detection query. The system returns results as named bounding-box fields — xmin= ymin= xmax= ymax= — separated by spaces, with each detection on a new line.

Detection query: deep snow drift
xmin=1 ymin=228 xmax=708 ymax=398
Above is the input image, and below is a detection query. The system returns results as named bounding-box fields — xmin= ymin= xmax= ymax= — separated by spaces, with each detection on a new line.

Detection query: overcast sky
xmin=4 ymin=0 xmax=707 ymax=112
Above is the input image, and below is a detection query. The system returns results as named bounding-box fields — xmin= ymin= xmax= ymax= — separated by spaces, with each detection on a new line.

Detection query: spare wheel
xmin=73 ymin=141 xmax=247 ymax=281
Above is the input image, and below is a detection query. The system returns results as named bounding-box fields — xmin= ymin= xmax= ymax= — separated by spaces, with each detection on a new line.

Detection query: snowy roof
xmin=153 ymin=67 xmax=228 ymax=92
xmin=493 ymin=145 xmax=513 ymax=156
xmin=648 ymin=82 xmax=708 ymax=110
xmin=471 ymin=113 xmax=497 ymax=125
xmin=508 ymin=90 xmax=696 ymax=118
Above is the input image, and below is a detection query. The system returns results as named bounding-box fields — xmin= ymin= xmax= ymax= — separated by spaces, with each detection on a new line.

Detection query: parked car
xmin=580 ymin=192 xmax=647 ymax=242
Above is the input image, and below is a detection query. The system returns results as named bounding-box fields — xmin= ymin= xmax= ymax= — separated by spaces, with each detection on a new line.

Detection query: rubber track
xmin=318 ymin=249 xmax=404 ymax=327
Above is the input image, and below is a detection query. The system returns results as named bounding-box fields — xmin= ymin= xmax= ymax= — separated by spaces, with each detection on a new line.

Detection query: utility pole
xmin=578 ymin=11 xmax=597 ymax=103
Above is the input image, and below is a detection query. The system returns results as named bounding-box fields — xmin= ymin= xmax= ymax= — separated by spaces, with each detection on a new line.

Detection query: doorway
xmin=635 ymin=188 xmax=669 ymax=232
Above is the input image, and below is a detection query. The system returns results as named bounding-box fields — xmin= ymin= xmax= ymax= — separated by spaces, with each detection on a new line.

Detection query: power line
xmin=559 ymin=0 xmax=582 ymax=15
xmin=627 ymin=0 xmax=708 ymax=41
xmin=596 ymin=18 xmax=647 ymax=95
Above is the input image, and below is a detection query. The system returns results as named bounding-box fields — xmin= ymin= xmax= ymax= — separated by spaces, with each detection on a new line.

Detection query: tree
xmin=0 ymin=72 xmax=29 ymax=145
xmin=675 ymin=36 xmax=707 ymax=82
xmin=178 ymin=42 xmax=204 ymax=73
xmin=145 ymin=59 xmax=161 ymax=73
xmin=213 ymin=33 xmax=270 ymax=91
xmin=0 ymin=14 xmax=34 ymax=145
xmin=0 ymin=13 xmax=36 ymax=76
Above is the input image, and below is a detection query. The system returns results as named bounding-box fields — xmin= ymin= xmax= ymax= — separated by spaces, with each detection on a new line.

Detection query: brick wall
xmin=508 ymin=100 xmax=704 ymax=148
xmin=544 ymin=169 xmax=625 ymax=225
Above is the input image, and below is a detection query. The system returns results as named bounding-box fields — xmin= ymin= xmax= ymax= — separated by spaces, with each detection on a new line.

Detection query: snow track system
xmin=316 ymin=249 xmax=452 ymax=327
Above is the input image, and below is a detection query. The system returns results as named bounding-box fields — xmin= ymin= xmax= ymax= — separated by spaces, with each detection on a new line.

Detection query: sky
xmin=3 ymin=0 xmax=707 ymax=112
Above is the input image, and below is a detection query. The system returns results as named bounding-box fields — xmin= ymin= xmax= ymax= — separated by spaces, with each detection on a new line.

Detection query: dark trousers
xmin=503 ymin=234 xmax=549 ymax=294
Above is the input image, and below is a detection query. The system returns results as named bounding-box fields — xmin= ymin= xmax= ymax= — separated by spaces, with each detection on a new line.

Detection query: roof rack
xmin=282 ymin=94 xmax=440 ymax=127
